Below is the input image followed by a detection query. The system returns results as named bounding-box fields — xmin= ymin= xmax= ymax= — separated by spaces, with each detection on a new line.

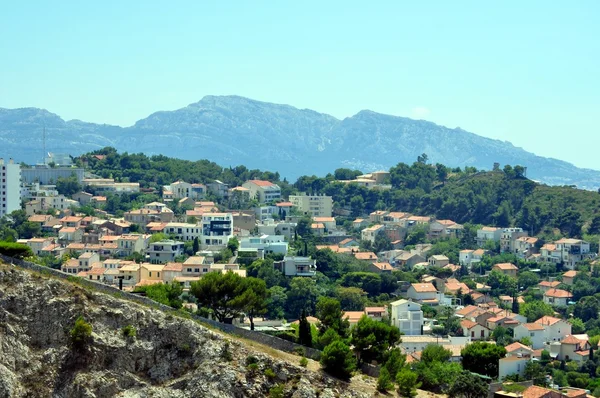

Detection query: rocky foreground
xmin=0 ymin=264 xmax=372 ymax=397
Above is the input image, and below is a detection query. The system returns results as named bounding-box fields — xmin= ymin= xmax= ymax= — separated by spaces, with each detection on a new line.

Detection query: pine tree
xmin=192 ymin=237 xmax=200 ymax=254
xmin=512 ymin=293 xmax=520 ymax=314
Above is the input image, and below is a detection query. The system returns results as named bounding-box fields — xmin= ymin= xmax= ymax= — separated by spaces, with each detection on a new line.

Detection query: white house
xmin=499 ymin=356 xmax=530 ymax=381
xmin=555 ymin=238 xmax=591 ymax=270
xmin=361 ymin=224 xmax=385 ymax=243
xmin=389 ymin=299 xmax=423 ymax=336
xmin=289 ymin=194 xmax=333 ymax=218
xmin=514 ymin=323 xmax=546 ymax=349
xmin=476 ymin=227 xmax=502 ymax=247
xmin=535 ymin=316 xmax=571 ymax=343
xmin=201 ymin=213 xmax=234 ymax=247
xmin=543 ymin=288 xmax=573 ymax=307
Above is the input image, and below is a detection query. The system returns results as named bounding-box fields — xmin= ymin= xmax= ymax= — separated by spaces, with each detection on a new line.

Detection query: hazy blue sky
xmin=1 ymin=1 xmax=598 ymax=169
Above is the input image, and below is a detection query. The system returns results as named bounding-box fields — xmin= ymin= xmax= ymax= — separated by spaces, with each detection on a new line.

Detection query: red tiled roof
xmin=411 ymin=283 xmax=437 ymax=293
xmin=522 ymin=323 xmax=545 ymax=331
xmin=248 ymin=179 xmax=276 ymax=187
xmin=544 ymin=288 xmax=573 ymax=298
xmin=535 ymin=316 xmax=562 ymax=326
xmin=505 ymin=342 xmax=532 ymax=353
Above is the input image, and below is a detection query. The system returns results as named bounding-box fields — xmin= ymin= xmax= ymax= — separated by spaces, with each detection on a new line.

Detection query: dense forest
xmin=77 ymin=148 xmax=600 ymax=240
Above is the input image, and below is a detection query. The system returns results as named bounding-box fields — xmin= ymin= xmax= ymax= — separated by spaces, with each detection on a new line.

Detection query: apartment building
xmin=289 ymin=193 xmax=333 ymax=217
xmin=168 ymin=180 xmax=206 ymax=200
xmin=241 ymin=180 xmax=281 ymax=203
xmin=83 ymin=178 xmax=140 ymax=194
xmin=239 ymin=235 xmax=289 ymax=256
xmin=274 ymin=256 xmax=317 ymax=277
xmin=0 ymin=158 xmax=22 ymax=217
xmin=500 ymin=227 xmax=528 ymax=253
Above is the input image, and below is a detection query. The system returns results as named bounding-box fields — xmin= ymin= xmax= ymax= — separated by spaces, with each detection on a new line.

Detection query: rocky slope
xmin=0 ymin=264 xmax=371 ymax=398
xmin=1 ymin=95 xmax=599 ymax=188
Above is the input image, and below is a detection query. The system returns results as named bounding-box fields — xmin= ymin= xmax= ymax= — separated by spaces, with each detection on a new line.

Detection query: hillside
xmin=0 ymin=263 xmax=372 ymax=397
xmin=1 ymin=96 xmax=600 ymax=189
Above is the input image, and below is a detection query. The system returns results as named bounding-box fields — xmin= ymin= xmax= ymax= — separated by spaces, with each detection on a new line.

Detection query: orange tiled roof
xmin=411 ymin=283 xmax=437 ymax=293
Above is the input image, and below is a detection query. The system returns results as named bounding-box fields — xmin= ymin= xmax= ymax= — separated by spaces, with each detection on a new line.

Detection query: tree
xmin=589 ymin=215 xmax=600 ymax=235
xmin=190 ymin=271 xmax=246 ymax=323
xmin=265 ymin=286 xmax=287 ymax=320
xmin=524 ymin=361 xmax=546 ymax=384
xmin=461 ymin=342 xmax=507 ymax=378
xmin=320 ymin=340 xmax=356 ymax=380
xmin=298 ymin=310 xmax=312 ymax=347
xmin=518 ymin=271 xmax=540 ymax=290
xmin=421 ymin=344 xmax=452 ymax=364
xmin=227 ymin=237 xmax=239 ymax=253
xmin=316 ymin=297 xmax=350 ymax=338
xmin=70 ymin=316 xmax=92 ymax=350
xmin=417 ymin=153 xmax=429 ymax=164
xmin=150 ymin=233 xmax=168 ymax=243
xmin=520 ymin=300 xmax=555 ymax=322
xmin=350 ymin=315 xmax=401 ymax=364
xmin=192 ymin=237 xmax=200 ymax=254
xmin=240 ymin=277 xmax=268 ymax=330
xmin=135 ymin=281 xmax=183 ymax=309
xmin=286 ymin=277 xmax=319 ymax=319
xmin=56 ymin=175 xmax=82 ymax=196
xmin=447 ymin=371 xmax=488 ymax=398
xmin=335 ymin=286 xmax=367 ymax=311
xmin=396 ymin=367 xmax=421 ymax=397
xmin=574 ymin=296 xmax=600 ymax=322
xmin=569 ymin=318 xmax=585 ymax=334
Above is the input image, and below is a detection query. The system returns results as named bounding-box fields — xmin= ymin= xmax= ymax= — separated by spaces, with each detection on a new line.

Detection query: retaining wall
xmin=0 ymin=253 xmax=322 ymax=360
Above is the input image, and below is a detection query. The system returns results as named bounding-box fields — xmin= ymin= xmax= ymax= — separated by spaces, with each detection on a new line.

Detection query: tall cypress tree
xmin=298 ymin=309 xmax=312 ymax=347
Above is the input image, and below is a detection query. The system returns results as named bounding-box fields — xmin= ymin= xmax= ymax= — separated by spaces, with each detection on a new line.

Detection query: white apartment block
xmin=164 ymin=223 xmax=203 ymax=242
xmin=289 ymin=194 xmax=333 ymax=218
xmin=83 ymin=179 xmax=140 ymax=194
xmin=21 ymin=166 xmax=84 ymax=185
xmin=275 ymin=256 xmax=317 ymax=277
xmin=241 ymin=180 xmax=281 ymax=203
xmin=168 ymin=180 xmax=206 ymax=200
xmin=0 ymin=158 xmax=22 ymax=217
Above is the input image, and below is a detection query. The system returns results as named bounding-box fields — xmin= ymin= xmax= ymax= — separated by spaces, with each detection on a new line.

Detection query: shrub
xmin=269 ymin=384 xmax=285 ymax=398
xmin=293 ymin=346 xmax=306 ymax=356
xmin=247 ymin=363 xmax=259 ymax=372
xmin=121 ymin=325 xmax=136 ymax=338
xmin=0 ymin=242 xmax=33 ymax=259
xmin=377 ymin=367 xmax=394 ymax=392
xmin=70 ymin=316 xmax=92 ymax=349
xmin=299 ymin=357 xmax=308 ymax=368
xmin=246 ymin=355 xmax=259 ymax=366
xmin=320 ymin=340 xmax=356 ymax=380
xmin=396 ymin=367 xmax=421 ymax=397
xmin=264 ymin=368 xmax=276 ymax=379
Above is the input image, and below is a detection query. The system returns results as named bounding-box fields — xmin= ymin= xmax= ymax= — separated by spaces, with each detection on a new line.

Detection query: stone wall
xmin=0 ymin=253 xmax=322 ymax=360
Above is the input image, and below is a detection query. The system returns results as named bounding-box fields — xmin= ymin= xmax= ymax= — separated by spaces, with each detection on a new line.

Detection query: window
xmin=149 ymin=272 xmax=152 ymax=277
xmin=194 ymin=268 xmax=200 ymax=273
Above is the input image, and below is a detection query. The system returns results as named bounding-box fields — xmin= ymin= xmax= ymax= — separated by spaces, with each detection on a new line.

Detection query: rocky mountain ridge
xmin=0 ymin=263 xmax=371 ymax=397
xmin=1 ymin=95 xmax=599 ymax=189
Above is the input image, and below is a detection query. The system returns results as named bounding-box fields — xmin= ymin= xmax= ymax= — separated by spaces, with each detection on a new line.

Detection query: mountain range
xmin=1 ymin=95 xmax=599 ymax=189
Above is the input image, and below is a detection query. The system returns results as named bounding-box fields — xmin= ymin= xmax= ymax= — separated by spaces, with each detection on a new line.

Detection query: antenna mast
xmin=43 ymin=125 xmax=46 ymax=165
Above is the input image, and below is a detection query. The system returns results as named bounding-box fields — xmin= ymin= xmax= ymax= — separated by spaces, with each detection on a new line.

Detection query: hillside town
xmin=2 ymin=156 xmax=600 ymax=398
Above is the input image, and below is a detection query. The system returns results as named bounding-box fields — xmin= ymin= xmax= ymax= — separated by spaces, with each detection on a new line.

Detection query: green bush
xmin=293 ymin=346 xmax=306 ymax=356
xmin=0 ymin=242 xmax=33 ymax=259
xmin=377 ymin=367 xmax=394 ymax=392
xmin=264 ymin=368 xmax=276 ymax=379
xmin=299 ymin=357 xmax=308 ymax=367
xmin=70 ymin=316 xmax=92 ymax=349
xmin=247 ymin=363 xmax=259 ymax=372
xmin=121 ymin=325 xmax=137 ymax=338
xmin=269 ymin=384 xmax=284 ymax=398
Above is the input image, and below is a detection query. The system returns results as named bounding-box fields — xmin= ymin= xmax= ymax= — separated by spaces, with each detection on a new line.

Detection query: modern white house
xmin=390 ymin=299 xmax=423 ymax=335
xmin=239 ymin=235 xmax=289 ymax=256
xmin=201 ymin=213 xmax=234 ymax=247
xmin=554 ymin=238 xmax=591 ymax=270
xmin=0 ymin=158 xmax=22 ymax=218
xmin=274 ymin=256 xmax=317 ymax=277
xmin=146 ymin=240 xmax=185 ymax=264
xmin=406 ymin=283 xmax=438 ymax=303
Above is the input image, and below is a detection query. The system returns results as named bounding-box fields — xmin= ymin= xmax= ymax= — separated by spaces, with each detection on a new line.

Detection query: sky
xmin=1 ymin=1 xmax=599 ymax=170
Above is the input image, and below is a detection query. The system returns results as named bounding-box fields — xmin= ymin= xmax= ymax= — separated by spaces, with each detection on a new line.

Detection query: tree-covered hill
xmin=78 ymin=148 xmax=600 ymax=239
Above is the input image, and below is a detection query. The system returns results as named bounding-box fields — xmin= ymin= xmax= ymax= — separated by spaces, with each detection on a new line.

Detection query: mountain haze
xmin=1 ymin=95 xmax=599 ymax=189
